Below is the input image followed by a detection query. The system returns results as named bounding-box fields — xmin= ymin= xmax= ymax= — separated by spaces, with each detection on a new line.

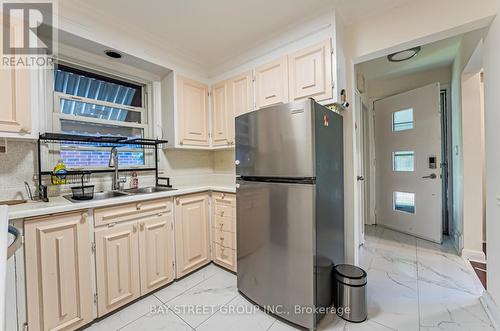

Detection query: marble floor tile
xmin=166 ymin=270 xmax=238 ymax=328
xmin=119 ymin=308 xmax=193 ymax=331
xmin=154 ymin=263 xmax=221 ymax=303
xmin=365 ymin=267 xmax=419 ymax=331
xmin=84 ymin=294 xmax=162 ymax=331
xmin=418 ymin=280 xmax=493 ymax=330
xmin=196 ymin=295 xmax=276 ymax=331
xmin=417 ymin=246 xmax=484 ymax=296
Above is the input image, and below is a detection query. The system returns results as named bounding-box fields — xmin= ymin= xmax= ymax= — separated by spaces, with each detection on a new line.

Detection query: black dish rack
xmin=37 ymin=133 xmax=170 ymax=202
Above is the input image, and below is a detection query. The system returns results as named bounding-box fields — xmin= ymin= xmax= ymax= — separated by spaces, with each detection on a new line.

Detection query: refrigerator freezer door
xmin=235 ymin=100 xmax=315 ymax=178
xmin=236 ymin=180 xmax=316 ymax=329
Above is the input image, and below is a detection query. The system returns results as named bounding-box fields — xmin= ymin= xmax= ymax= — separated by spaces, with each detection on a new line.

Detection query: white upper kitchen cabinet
xmin=288 ymin=39 xmax=333 ymax=102
xmin=229 ymin=71 xmax=253 ymax=118
xmin=0 ymin=67 xmax=32 ymax=136
xmin=176 ymin=75 xmax=210 ymax=147
xmin=211 ymin=80 xmax=230 ymax=146
xmin=255 ymin=56 xmax=289 ymax=109
xmin=0 ymin=14 xmax=35 ymax=139
xmin=211 ymin=71 xmax=252 ymax=147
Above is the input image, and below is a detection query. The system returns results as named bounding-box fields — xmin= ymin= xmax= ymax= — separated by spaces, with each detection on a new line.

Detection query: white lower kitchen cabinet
xmin=24 ymin=211 xmax=93 ymax=331
xmin=139 ymin=213 xmax=176 ymax=295
xmin=94 ymin=198 xmax=174 ymax=316
xmin=95 ymin=220 xmax=141 ymax=317
xmin=174 ymin=193 xmax=211 ymax=278
xmin=211 ymin=192 xmax=237 ymax=272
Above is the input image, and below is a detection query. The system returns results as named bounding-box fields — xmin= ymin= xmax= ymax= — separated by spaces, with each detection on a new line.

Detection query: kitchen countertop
xmin=7 ymin=186 xmax=236 ymax=220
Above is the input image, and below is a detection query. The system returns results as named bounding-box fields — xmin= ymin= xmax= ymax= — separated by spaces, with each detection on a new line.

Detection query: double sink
xmin=64 ymin=186 xmax=177 ymax=203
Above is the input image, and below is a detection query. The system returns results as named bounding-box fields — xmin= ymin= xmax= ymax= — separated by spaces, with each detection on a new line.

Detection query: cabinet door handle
xmin=81 ymin=212 xmax=88 ymax=223
xmin=176 ymin=198 xmax=180 ymax=205
xmin=220 ymin=210 xmax=225 ymax=216
xmin=140 ymin=222 xmax=145 ymax=231
xmin=136 ymin=203 xmax=142 ymax=210
xmin=221 ymin=193 xmax=225 ymax=199
xmin=133 ymin=224 xmax=138 ymax=233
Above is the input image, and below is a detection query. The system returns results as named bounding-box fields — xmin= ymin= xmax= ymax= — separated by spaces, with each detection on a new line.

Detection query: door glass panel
xmin=393 ymin=192 xmax=415 ymax=214
xmin=393 ymin=151 xmax=414 ymax=171
xmin=393 ymin=108 xmax=414 ymax=131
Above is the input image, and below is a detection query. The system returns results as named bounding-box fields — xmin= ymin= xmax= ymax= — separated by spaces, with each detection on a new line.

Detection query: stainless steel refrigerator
xmin=236 ymin=99 xmax=344 ymax=330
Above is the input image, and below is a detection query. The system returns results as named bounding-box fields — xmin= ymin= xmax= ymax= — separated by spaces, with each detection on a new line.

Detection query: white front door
xmin=374 ymin=83 xmax=442 ymax=243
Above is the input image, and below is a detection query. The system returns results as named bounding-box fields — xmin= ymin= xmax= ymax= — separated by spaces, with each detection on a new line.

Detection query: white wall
xmin=483 ymin=11 xmax=500 ymax=311
xmin=461 ymin=72 xmax=485 ymax=261
xmin=449 ymin=29 xmax=487 ymax=251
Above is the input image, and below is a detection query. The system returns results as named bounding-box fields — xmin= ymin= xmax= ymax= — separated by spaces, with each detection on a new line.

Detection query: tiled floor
xmin=84 ymin=226 xmax=493 ymax=331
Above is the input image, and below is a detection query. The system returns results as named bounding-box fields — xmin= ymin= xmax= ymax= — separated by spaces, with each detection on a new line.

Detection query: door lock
xmin=422 ymin=173 xmax=437 ymax=179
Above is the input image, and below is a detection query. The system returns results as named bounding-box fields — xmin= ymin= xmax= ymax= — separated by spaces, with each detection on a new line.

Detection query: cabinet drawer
xmin=213 ymin=242 xmax=236 ymax=272
xmin=94 ymin=198 xmax=172 ymax=227
xmin=212 ymin=191 xmax=235 ymax=202
xmin=214 ymin=203 xmax=234 ymax=218
xmin=214 ymin=213 xmax=235 ymax=233
xmin=213 ymin=227 xmax=235 ymax=249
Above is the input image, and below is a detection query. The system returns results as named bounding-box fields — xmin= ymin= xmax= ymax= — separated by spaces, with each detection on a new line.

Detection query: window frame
xmin=393 ymin=191 xmax=416 ymax=215
xmin=392 ymin=108 xmax=414 ymax=132
xmin=392 ymin=150 xmax=415 ymax=172
xmin=46 ymin=59 xmax=155 ymax=171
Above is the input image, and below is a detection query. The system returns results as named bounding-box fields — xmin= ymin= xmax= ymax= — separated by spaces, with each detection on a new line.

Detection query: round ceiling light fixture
xmin=387 ymin=46 xmax=421 ymax=62
xmin=104 ymin=50 xmax=122 ymax=59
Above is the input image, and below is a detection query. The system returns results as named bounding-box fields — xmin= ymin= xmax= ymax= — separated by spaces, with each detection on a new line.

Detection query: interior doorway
xmin=373 ymin=84 xmax=443 ymax=243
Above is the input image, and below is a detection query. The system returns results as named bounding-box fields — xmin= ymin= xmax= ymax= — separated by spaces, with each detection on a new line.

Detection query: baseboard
xmin=480 ymin=291 xmax=500 ymax=330
xmin=462 ymin=248 xmax=487 ymax=263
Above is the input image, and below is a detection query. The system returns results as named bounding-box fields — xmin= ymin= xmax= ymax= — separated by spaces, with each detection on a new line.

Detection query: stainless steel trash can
xmin=334 ymin=264 xmax=367 ymax=323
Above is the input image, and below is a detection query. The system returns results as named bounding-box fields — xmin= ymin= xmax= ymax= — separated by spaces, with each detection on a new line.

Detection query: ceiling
xmin=336 ymin=0 xmax=413 ymax=25
xmin=63 ymin=0 xmax=335 ymax=71
xmin=60 ymin=0 xmax=420 ymax=74
xmin=357 ymin=36 xmax=462 ymax=81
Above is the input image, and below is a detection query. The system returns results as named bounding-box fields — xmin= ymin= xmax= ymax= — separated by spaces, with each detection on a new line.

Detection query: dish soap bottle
xmin=52 ymin=159 xmax=68 ymax=185
xmin=130 ymin=171 xmax=138 ymax=189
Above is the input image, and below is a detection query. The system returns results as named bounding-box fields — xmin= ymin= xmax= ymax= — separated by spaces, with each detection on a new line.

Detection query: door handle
xmin=422 ymin=173 xmax=437 ymax=179
xmin=357 ymin=176 xmax=365 ymax=181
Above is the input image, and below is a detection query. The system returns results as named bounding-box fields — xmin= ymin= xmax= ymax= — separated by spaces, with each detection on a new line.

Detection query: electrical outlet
xmin=0 ymin=139 xmax=6 ymax=153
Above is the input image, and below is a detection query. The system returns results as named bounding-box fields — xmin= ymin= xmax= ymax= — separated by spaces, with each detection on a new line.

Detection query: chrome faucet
xmin=109 ymin=147 xmax=120 ymax=190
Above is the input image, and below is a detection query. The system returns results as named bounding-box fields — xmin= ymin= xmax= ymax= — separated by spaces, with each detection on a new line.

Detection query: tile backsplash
xmin=0 ymin=140 xmax=235 ymax=201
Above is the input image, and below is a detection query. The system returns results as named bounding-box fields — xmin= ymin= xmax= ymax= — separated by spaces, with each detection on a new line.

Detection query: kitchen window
xmin=52 ymin=64 xmax=150 ymax=168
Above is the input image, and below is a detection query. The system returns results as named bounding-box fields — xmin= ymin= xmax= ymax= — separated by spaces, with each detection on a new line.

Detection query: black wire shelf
xmin=37 ymin=133 xmax=168 ymax=201
xmin=39 ymin=133 xmax=168 ymax=148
